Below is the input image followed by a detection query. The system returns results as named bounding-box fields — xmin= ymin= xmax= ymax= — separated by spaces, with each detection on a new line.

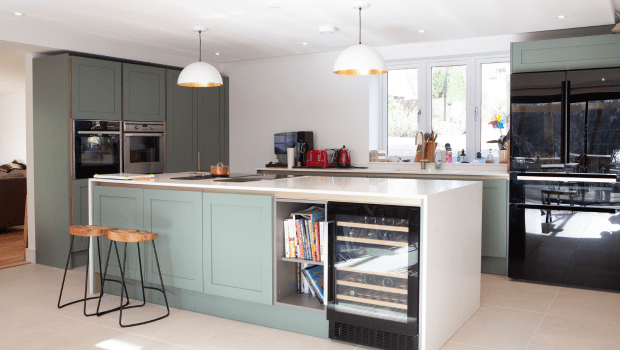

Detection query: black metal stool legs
xmin=95 ymin=241 xmax=130 ymax=316
xmin=58 ymin=236 xmax=105 ymax=315
xmin=118 ymin=240 xmax=169 ymax=327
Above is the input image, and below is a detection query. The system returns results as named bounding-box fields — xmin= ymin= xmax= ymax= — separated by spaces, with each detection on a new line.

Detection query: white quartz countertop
xmin=91 ymin=172 xmax=481 ymax=205
xmin=255 ymin=167 xmax=509 ymax=179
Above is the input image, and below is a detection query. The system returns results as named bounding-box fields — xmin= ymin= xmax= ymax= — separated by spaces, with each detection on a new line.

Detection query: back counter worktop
xmin=87 ymin=173 xmax=482 ymax=350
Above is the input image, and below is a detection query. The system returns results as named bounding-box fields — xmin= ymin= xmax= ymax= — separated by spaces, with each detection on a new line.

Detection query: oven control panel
xmin=123 ymin=122 xmax=165 ymax=133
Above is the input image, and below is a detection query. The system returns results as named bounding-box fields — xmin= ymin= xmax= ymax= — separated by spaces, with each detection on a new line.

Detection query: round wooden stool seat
xmin=107 ymin=229 xmax=158 ymax=243
xmin=70 ymin=225 xmax=116 ymax=237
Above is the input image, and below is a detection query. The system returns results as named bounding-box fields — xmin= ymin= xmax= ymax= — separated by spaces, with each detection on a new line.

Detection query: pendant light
xmin=178 ymin=27 xmax=223 ymax=87
xmin=333 ymin=3 xmax=386 ymax=75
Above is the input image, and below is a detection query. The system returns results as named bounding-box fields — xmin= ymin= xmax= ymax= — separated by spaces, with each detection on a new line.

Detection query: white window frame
xmin=375 ymin=54 xmax=510 ymax=159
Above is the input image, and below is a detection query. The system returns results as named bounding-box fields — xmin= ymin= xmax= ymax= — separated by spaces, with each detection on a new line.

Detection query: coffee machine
xmin=274 ymin=131 xmax=314 ymax=166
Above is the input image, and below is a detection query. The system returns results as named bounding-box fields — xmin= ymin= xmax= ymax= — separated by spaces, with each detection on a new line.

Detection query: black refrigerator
xmin=509 ymin=68 xmax=620 ymax=290
xmin=327 ymin=202 xmax=420 ymax=350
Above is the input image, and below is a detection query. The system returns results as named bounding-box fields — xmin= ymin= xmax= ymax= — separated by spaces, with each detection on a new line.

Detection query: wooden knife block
xmin=415 ymin=142 xmax=437 ymax=163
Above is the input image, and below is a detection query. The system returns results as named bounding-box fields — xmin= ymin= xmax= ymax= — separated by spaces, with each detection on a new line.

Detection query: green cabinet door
xmin=197 ymin=85 xmax=220 ymax=170
xmin=71 ymin=56 xmax=121 ymax=120
xmin=123 ymin=63 xmax=166 ymax=122
xmin=93 ymin=186 xmax=145 ymax=280
xmin=480 ymin=179 xmax=508 ymax=258
xmin=203 ymin=193 xmax=273 ymax=304
xmin=71 ymin=179 xmax=91 ymax=251
xmin=144 ymin=189 xmax=203 ymax=292
xmin=166 ymin=69 xmax=198 ymax=172
xmin=198 ymin=76 xmax=229 ymax=170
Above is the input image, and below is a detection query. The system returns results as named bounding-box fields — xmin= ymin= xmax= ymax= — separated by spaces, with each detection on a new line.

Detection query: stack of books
xmin=284 ymin=206 xmax=326 ymax=262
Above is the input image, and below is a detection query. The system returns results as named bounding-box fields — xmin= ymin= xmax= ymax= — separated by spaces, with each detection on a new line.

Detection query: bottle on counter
xmin=445 ymin=143 xmax=452 ymax=163
xmin=460 ymin=149 xmax=466 ymax=163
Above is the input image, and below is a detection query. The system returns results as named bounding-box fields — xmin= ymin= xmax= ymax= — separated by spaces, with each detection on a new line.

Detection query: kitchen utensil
xmin=336 ymin=145 xmax=352 ymax=168
xmin=210 ymin=162 xmax=230 ymax=177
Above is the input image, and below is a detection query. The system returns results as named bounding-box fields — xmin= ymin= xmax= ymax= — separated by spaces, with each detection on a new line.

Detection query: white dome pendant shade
xmin=334 ymin=4 xmax=386 ymax=76
xmin=178 ymin=27 xmax=223 ymax=87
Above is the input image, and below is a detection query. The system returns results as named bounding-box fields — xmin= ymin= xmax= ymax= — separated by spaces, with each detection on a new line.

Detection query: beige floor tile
xmin=0 ymin=306 xmax=89 ymax=349
xmin=481 ymin=275 xmax=560 ymax=313
xmin=449 ymin=306 xmax=544 ymax=350
xmin=22 ymin=323 xmax=190 ymax=350
xmin=441 ymin=342 xmax=498 ymax=350
xmin=526 ymin=314 xmax=620 ymax=350
xmin=90 ymin=301 xmax=240 ymax=347
xmin=547 ymin=287 xmax=620 ymax=324
xmin=189 ymin=322 xmax=357 ymax=350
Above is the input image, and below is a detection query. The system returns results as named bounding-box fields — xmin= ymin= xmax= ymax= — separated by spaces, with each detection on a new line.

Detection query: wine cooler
xmin=327 ymin=202 xmax=420 ymax=350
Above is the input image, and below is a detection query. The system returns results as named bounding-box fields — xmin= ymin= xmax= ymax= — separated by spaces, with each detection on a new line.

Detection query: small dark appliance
xmin=274 ymin=131 xmax=314 ymax=166
xmin=336 ymin=145 xmax=351 ymax=168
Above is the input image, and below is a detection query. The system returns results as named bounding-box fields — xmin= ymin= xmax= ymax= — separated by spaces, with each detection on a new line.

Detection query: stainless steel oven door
xmin=123 ymin=133 xmax=164 ymax=174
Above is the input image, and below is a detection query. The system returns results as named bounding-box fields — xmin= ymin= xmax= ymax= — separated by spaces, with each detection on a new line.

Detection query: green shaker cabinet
xmin=166 ymin=69 xmax=198 ymax=172
xmin=123 ymin=63 xmax=166 ymax=122
xmin=511 ymin=34 xmax=620 ymax=74
xmin=71 ymin=179 xmax=91 ymax=252
xmin=198 ymin=76 xmax=229 ymax=170
xmin=203 ymin=193 xmax=273 ymax=304
xmin=71 ymin=56 xmax=122 ymax=120
xmin=144 ymin=189 xmax=203 ymax=292
xmin=93 ymin=186 xmax=145 ymax=280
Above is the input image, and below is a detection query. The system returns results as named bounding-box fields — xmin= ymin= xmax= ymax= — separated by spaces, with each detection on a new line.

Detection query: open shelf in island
xmin=281 ymin=257 xmax=324 ymax=265
xmin=274 ymin=198 xmax=327 ymax=312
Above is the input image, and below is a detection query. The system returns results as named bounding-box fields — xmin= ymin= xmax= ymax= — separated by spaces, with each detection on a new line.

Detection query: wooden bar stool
xmin=58 ymin=225 xmax=129 ymax=316
xmin=101 ymin=229 xmax=170 ymax=327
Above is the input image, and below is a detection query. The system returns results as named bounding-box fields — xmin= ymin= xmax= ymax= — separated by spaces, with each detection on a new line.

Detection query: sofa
xmin=0 ymin=169 xmax=27 ymax=228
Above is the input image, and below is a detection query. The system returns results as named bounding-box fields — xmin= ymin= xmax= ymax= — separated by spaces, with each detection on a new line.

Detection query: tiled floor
xmin=2 ymin=264 xmax=620 ymax=350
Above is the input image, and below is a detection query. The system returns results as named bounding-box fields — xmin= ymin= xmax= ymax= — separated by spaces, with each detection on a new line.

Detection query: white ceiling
xmin=0 ymin=0 xmax=616 ymax=64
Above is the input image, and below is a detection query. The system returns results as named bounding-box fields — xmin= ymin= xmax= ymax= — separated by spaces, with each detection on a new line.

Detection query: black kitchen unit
xmin=327 ymin=202 xmax=420 ymax=350
xmin=509 ymin=67 xmax=620 ymax=290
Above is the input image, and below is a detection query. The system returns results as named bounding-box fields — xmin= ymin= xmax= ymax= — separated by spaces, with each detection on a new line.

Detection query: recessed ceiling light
xmin=13 ymin=12 xmax=24 ymax=16
xmin=557 ymin=15 xmax=566 ymax=19
xmin=418 ymin=30 xmax=425 ymax=33
xmin=215 ymin=52 xmax=220 ymax=55
xmin=319 ymin=25 xmax=337 ymax=34
xmin=302 ymin=42 xmax=308 ymax=45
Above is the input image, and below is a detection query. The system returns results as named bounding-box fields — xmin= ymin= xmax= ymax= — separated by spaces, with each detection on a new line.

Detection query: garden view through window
xmin=431 ymin=65 xmax=467 ymax=155
xmin=387 ymin=68 xmax=418 ymax=156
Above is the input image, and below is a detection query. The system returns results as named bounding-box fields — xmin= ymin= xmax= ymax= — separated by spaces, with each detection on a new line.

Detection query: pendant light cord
xmin=358 ymin=7 xmax=362 ymax=44
xmin=198 ymin=31 xmax=202 ymax=62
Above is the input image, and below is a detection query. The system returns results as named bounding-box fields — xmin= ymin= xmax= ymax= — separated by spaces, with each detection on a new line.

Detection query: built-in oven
xmin=73 ymin=120 xmax=121 ymax=179
xmin=509 ymin=172 xmax=620 ymax=290
xmin=123 ymin=121 xmax=165 ymax=174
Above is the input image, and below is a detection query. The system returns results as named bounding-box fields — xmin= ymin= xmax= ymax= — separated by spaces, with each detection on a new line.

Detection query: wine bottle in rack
xmin=382 ymin=277 xmax=394 ymax=288
xmin=363 ymin=274 xmax=376 ymax=285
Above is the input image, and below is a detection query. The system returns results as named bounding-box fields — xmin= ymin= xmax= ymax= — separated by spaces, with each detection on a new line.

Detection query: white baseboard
xmin=26 ymin=248 xmax=36 ymax=263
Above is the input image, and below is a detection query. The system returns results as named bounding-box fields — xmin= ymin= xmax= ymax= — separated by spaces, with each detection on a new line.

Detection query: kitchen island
xmin=88 ymin=173 xmax=482 ymax=350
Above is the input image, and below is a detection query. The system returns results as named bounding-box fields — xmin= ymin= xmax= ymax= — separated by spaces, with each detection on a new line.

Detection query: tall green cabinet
xmin=166 ymin=73 xmax=229 ymax=172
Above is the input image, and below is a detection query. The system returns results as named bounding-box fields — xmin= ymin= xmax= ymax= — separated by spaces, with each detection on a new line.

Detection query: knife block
xmin=414 ymin=142 xmax=437 ymax=163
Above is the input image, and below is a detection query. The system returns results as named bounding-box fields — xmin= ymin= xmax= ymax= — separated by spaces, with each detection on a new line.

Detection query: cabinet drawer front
xmin=93 ymin=186 xmax=145 ymax=280
xmin=71 ymin=56 xmax=122 ymax=120
xmin=203 ymin=193 xmax=273 ymax=304
xmin=123 ymin=63 xmax=166 ymax=122
xmin=144 ymin=190 xmax=203 ymax=292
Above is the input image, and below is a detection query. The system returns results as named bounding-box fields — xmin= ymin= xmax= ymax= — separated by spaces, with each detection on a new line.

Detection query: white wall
xmin=222 ymin=27 xmax=609 ymax=174
xmin=0 ymin=93 xmax=26 ymax=164
xmin=221 ymin=51 xmax=370 ymax=173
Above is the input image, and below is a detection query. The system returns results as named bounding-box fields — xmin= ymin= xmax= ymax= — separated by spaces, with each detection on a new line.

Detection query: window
xmin=431 ymin=65 xmax=467 ymax=154
xmin=387 ymin=68 xmax=419 ymax=156
xmin=480 ymin=62 xmax=510 ymax=158
xmin=376 ymin=56 xmax=510 ymax=161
